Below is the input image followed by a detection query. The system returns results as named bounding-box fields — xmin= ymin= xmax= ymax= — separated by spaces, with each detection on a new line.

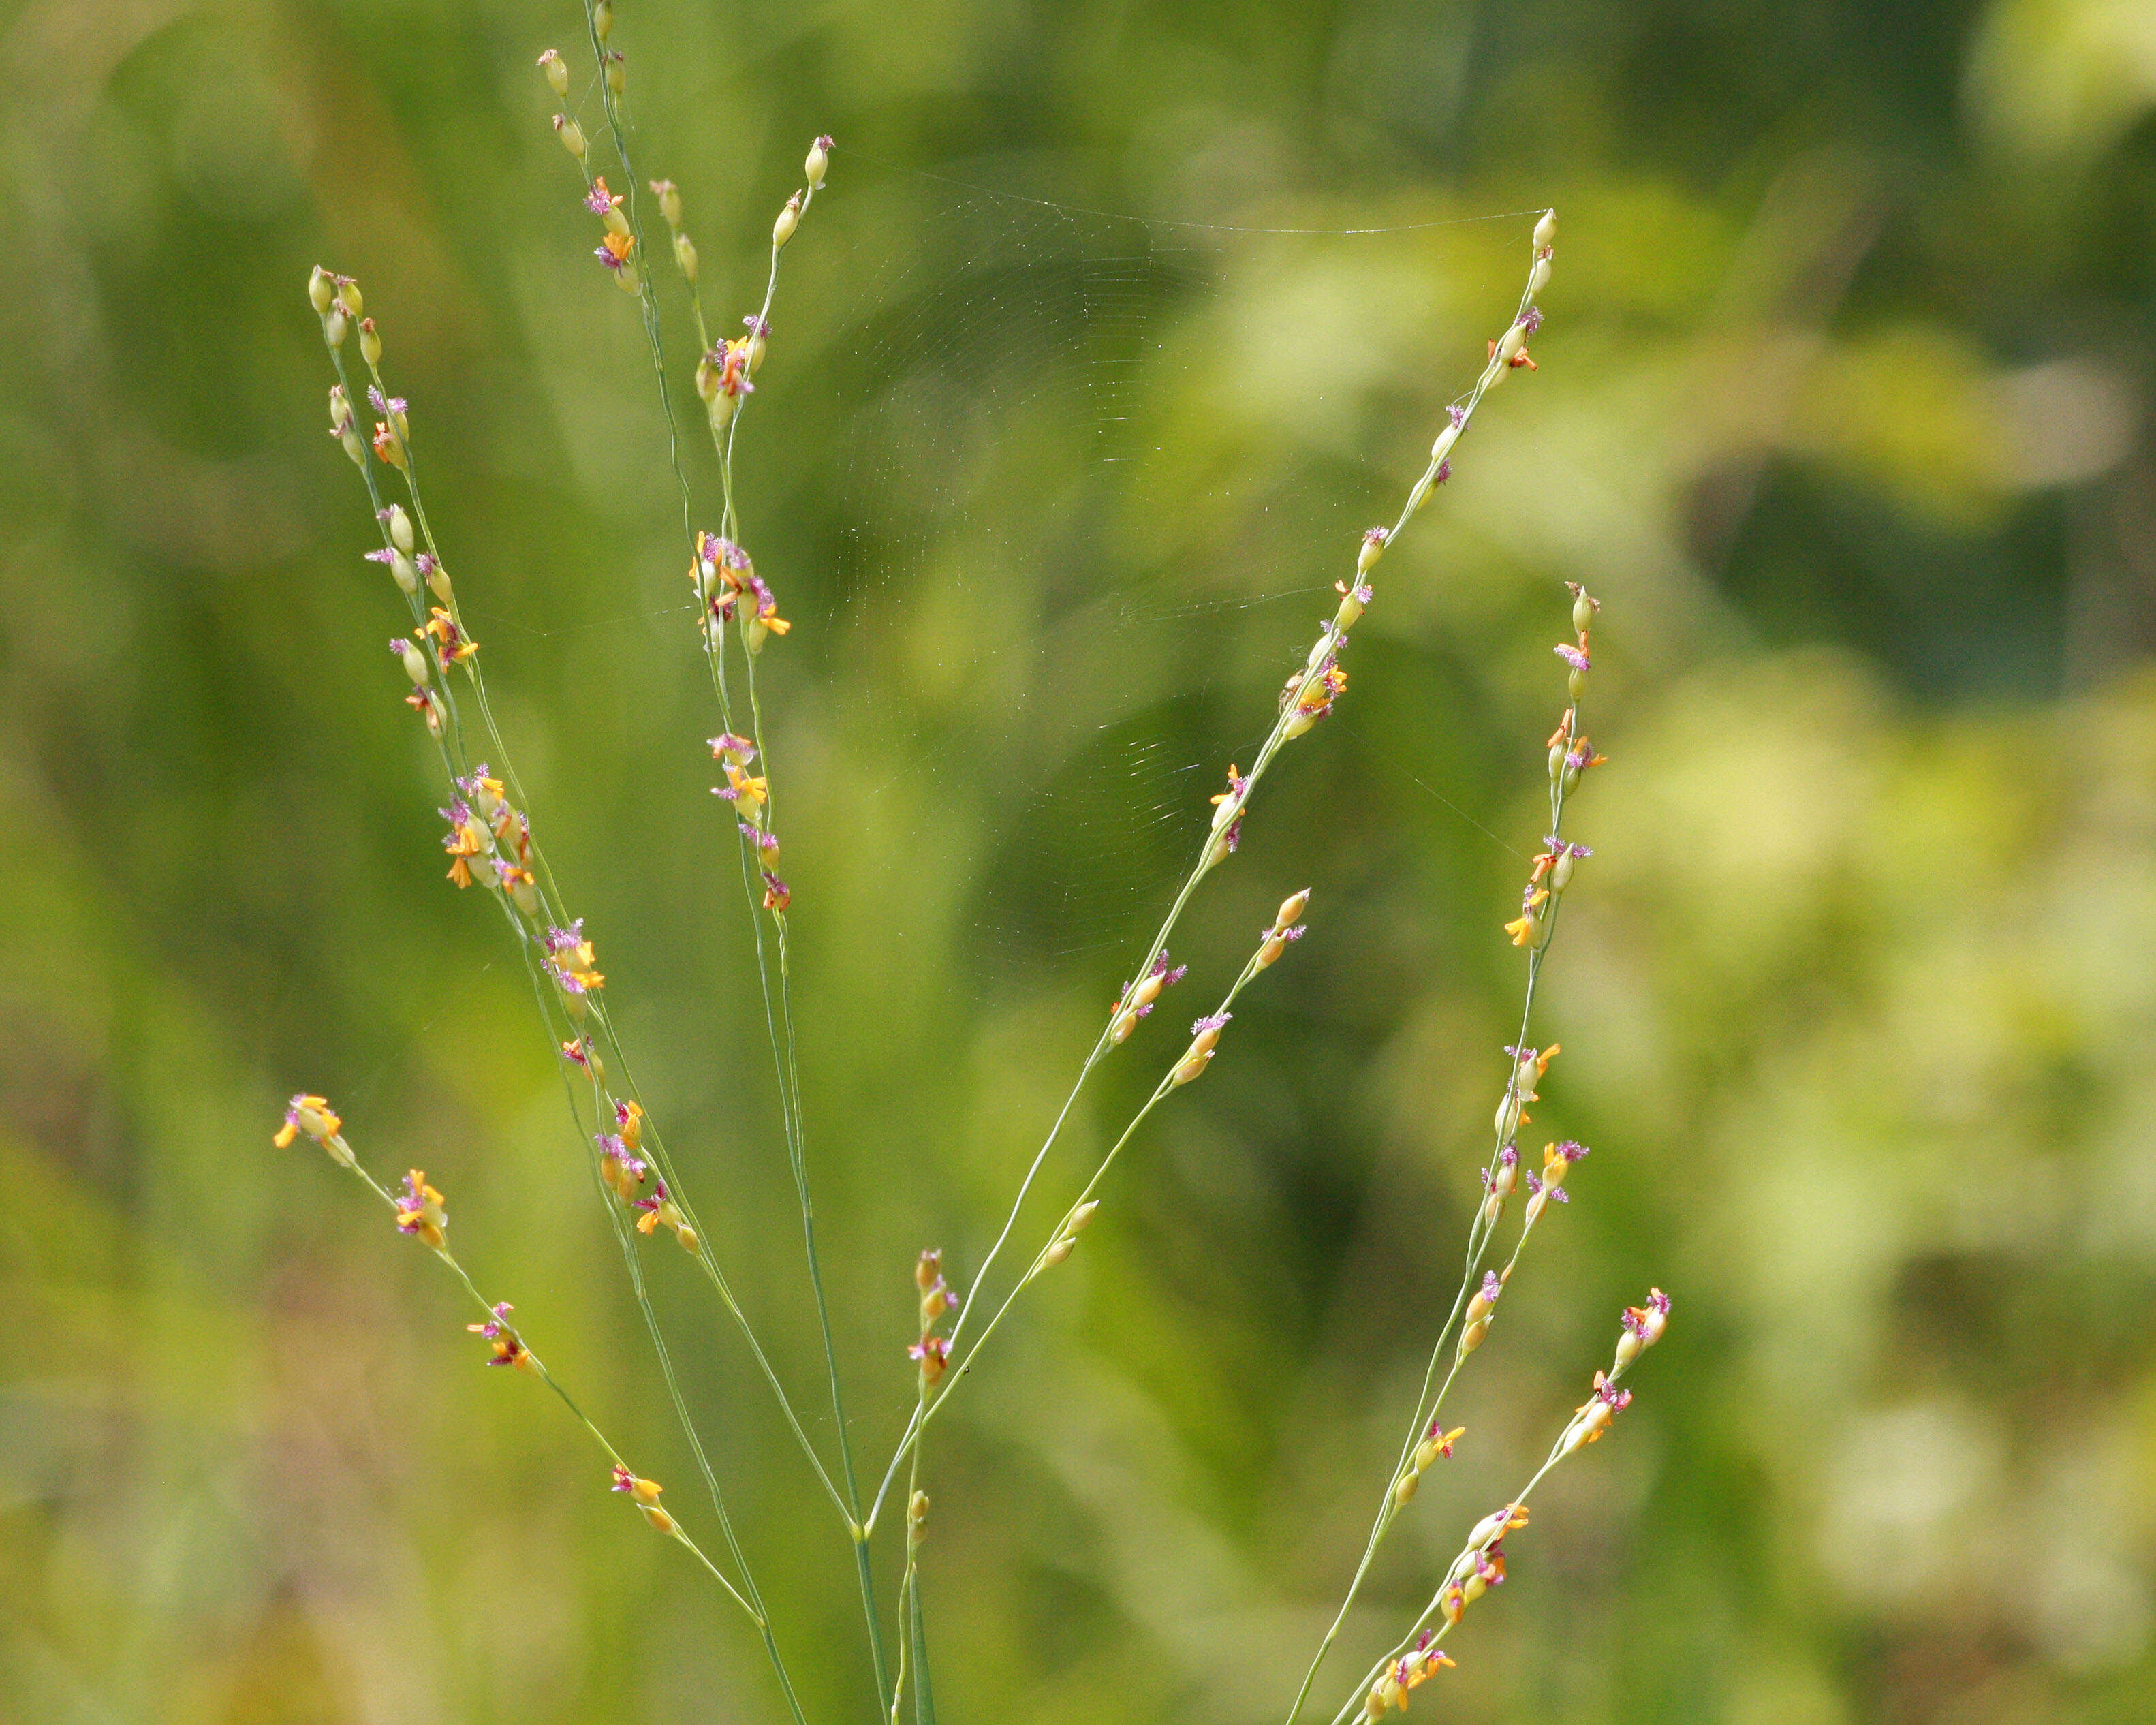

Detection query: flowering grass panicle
xmin=278 ymin=13 xmax=1673 ymax=1718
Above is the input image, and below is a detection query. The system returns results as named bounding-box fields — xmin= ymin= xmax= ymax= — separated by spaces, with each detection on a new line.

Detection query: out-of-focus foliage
xmin=4 ymin=0 xmax=2155 ymax=1721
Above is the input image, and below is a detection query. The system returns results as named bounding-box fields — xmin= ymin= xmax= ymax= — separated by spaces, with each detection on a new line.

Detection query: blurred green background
xmin=6 ymin=0 xmax=2156 ymax=1720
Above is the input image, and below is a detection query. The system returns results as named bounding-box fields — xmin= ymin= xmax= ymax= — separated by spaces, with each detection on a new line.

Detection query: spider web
xmin=800 ymin=158 xmax=1530 ymax=984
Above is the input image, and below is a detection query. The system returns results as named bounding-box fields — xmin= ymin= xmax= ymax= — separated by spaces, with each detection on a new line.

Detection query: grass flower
xmin=467 ymin=1303 xmax=533 ymax=1371
xmin=612 ymin=1465 xmax=675 ymax=1532
xmin=394 ymin=1169 xmax=447 ymax=1249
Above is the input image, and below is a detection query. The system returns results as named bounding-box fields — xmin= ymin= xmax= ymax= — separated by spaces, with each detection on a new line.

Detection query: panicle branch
xmin=301 ymin=251 xmax=830 ymax=1723
xmin=534 ymin=10 xmax=890 ymax=1703
xmin=271 ymin=1095 xmax=764 ymax=1627
xmin=899 ymin=210 xmax=1564 ymax=1524
xmin=870 ymin=888 xmax=1318 ymax=1525
xmin=1330 ymin=1288 xmax=1673 ymax=1725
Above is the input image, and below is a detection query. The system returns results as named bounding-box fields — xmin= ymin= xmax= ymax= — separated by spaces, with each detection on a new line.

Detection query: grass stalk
xmin=1281 ymin=695 xmax=1587 ymax=1722
xmin=876 ymin=212 xmax=1561 ymax=1516
xmin=563 ymin=9 xmax=892 ymax=1700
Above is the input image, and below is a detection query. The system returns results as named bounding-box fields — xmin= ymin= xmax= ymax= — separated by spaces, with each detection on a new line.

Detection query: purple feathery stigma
xmin=542 ymin=920 xmax=585 ymax=955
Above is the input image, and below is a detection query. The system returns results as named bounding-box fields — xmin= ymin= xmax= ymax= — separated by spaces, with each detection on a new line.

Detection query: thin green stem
xmin=1275 ymin=222 xmax=1567 ymax=1725
xmin=569 ymin=19 xmax=888 ymax=1709
xmin=317 ymin=306 xmax=817 ymax=1725
xmin=343 ymin=313 xmax=839 ymax=1511
xmin=567 ymin=4 xmax=863 ymax=1544
xmin=1319 ymin=1448 xmax=1561 ymax=1725
xmin=884 ymin=213 xmax=1557 ymax=1529
xmin=1280 ymin=741 xmax=1581 ymax=1724
xmin=869 ymin=940 xmax=1279 ymax=1529
xmin=332 ymin=1145 xmax=759 ymax=1625
xmin=1319 ymin=1331 xmax=1651 ymax=1725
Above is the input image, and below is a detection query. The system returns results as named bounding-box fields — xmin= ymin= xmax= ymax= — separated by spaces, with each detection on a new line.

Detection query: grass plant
xmin=279 ymin=11 xmax=1671 ymax=1720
